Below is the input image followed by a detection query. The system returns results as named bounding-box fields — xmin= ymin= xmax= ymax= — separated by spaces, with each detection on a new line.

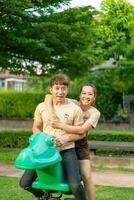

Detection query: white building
xmin=0 ymin=70 xmax=27 ymax=91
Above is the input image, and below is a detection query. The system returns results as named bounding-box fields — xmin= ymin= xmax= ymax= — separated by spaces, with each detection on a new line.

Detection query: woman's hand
xmin=48 ymin=119 xmax=63 ymax=129
xmin=52 ymin=134 xmax=70 ymax=147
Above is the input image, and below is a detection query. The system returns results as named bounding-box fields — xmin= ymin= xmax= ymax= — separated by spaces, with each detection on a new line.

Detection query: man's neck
xmin=53 ymin=98 xmax=67 ymax=106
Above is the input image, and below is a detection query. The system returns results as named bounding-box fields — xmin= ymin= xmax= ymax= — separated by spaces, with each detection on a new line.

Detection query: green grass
xmin=0 ymin=176 xmax=134 ymax=200
xmin=0 ymin=149 xmax=21 ymax=163
xmin=1 ymin=149 xmax=134 ymax=173
xmin=92 ymin=164 xmax=134 ymax=173
xmin=96 ymin=185 xmax=134 ymax=200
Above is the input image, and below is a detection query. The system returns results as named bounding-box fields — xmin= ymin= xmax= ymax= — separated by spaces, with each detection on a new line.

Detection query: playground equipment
xmin=15 ymin=132 xmax=72 ymax=200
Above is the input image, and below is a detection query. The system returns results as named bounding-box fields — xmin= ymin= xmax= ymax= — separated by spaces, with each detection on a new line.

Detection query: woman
xmin=45 ymin=83 xmax=100 ymax=200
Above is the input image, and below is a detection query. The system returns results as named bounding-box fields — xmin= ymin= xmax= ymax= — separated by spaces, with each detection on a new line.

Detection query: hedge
xmin=0 ymin=131 xmax=31 ymax=148
xmin=88 ymin=130 xmax=134 ymax=142
xmin=0 ymin=130 xmax=134 ymax=148
xmin=0 ymin=91 xmax=45 ymax=119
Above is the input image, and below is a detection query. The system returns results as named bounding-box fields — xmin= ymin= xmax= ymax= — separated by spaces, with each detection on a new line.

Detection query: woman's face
xmin=80 ymin=86 xmax=96 ymax=107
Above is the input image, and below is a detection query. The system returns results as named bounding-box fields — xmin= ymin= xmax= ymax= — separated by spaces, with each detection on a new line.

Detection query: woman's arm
xmin=44 ymin=94 xmax=93 ymax=135
xmin=50 ymin=119 xmax=93 ymax=135
xmin=44 ymin=94 xmax=100 ymax=135
xmin=54 ymin=133 xmax=85 ymax=147
xmin=44 ymin=94 xmax=58 ymax=120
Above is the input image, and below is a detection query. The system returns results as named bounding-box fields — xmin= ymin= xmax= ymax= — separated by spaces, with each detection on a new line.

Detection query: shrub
xmin=0 ymin=131 xmax=31 ymax=148
xmin=0 ymin=91 xmax=45 ymax=118
xmin=88 ymin=129 xmax=134 ymax=142
xmin=1 ymin=130 xmax=134 ymax=149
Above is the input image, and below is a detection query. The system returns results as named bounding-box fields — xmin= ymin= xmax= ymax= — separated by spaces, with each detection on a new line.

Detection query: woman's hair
xmin=80 ymin=83 xmax=97 ymax=96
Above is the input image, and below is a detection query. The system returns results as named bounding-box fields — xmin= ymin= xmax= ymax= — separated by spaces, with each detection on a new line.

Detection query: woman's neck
xmin=80 ymin=103 xmax=91 ymax=112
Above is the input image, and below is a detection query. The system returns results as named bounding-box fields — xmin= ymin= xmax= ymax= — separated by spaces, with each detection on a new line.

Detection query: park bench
xmin=88 ymin=140 xmax=134 ymax=154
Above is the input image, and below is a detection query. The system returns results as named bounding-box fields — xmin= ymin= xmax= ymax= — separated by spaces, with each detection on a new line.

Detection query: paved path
xmin=0 ymin=162 xmax=134 ymax=188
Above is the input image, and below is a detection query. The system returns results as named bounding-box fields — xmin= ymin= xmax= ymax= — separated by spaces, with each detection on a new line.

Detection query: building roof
xmin=91 ymin=58 xmax=116 ymax=71
xmin=0 ymin=70 xmax=28 ymax=79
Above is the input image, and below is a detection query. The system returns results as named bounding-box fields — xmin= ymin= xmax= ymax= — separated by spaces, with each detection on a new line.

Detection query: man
xmin=19 ymin=74 xmax=86 ymax=200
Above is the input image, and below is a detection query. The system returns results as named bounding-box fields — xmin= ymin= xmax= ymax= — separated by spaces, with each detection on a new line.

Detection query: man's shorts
xmin=75 ymin=137 xmax=90 ymax=160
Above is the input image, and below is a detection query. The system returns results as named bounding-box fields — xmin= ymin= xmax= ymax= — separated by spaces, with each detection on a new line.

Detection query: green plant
xmin=0 ymin=149 xmax=20 ymax=163
xmin=1 ymin=176 xmax=134 ymax=200
xmin=0 ymin=131 xmax=31 ymax=148
xmin=1 ymin=130 xmax=134 ymax=149
xmin=88 ymin=129 xmax=134 ymax=142
xmin=0 ymin=91 xmax=45 ymax=119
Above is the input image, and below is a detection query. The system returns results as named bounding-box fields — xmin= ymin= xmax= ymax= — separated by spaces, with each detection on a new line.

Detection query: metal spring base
xmin=43 ymin=192 xmax=74 ymax=200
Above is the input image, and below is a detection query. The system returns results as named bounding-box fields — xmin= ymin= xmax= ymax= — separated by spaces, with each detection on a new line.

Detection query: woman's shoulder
xmin=89 ymin=106 xmax=100 ymax=116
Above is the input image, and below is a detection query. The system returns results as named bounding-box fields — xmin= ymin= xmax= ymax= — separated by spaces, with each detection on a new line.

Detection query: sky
xmin=70 ymin=0 xmax=134 ymax=10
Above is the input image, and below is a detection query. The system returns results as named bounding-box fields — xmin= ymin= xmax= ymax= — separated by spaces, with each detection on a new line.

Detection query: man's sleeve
xmin=34 ymin=104 xmax=43 ymax=123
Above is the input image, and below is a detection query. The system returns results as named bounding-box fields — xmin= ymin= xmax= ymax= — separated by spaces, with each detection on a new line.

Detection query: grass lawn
xmin=0 ymin=149 xmax=20 ymax=163
xmin=0 ymin=176 xmax=134 ymax=200
xmin=1 ymin=149 xmax=134 ymax=173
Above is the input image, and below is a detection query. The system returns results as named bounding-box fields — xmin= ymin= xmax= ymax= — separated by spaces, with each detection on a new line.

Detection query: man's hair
xmin=50 ymin=74 xmax=69 ymax=87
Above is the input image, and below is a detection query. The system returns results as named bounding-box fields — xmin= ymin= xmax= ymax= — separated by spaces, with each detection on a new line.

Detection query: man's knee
xmin=19 ymin=178 xmax=30 ymax=189
xmin=69 ymin=183 xmax=81 ymax=193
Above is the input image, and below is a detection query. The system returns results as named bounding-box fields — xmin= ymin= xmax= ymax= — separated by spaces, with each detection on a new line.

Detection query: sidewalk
xmin=1 ymin=162 xmax=134 ymax=188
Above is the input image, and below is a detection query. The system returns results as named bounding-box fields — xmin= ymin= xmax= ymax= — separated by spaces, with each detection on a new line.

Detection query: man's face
xmin=50 ymin=83 xmax=68 ymax=103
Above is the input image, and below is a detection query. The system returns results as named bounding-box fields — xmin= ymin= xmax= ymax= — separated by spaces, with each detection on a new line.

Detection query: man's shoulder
xmin=67 ymin=98 xmax=79 ymax=106
xmin=35 ymin=102 xmax=45 ymax=113
xmin=68 ymin=99 xmax=81 ymax=109
xmin=67 ymin=101 xmax=83 ymax=116
xmin=36 ymin=102 xmax=44 ymax=108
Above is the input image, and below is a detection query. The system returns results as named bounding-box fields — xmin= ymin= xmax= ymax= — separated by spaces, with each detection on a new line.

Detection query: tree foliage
xmin=85 ymin=69 xmax=122 ymax=120
xmin=0 ymin=0 xmax=102 ymax=78
xmin=99 ymin=0 xmax=134 ymax=94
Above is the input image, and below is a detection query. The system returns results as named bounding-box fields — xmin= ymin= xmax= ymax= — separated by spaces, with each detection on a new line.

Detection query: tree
xmin=0 ymin=0 xmax=102 ymax=78
xmin=0 ymin=0 xmax=69 ymax=73
xmin=99 ymin=0 xmax=134 ymax=94
xmin=113 ymin=20 xmax=134 ymax=93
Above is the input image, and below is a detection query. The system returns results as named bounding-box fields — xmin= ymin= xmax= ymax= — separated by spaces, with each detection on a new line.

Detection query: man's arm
xmin=32 ymin=120 xmax=42 ymax=134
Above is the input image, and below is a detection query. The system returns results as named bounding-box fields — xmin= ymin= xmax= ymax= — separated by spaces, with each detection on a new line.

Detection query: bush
xmin=88 ymin=130 xmax=134 ymax=142
xmin=1 ymin=130 xmax=134 ymax=149
xmin=0 ymin=91 xmax=45 ymax=119
xmin=0 ymin=131 xmax=31 ymax=148
xmin=86 ymin=69 xmax=122 ymax=120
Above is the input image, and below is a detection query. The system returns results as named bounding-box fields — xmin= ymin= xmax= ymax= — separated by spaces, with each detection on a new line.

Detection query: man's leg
xmin=19 ymin=170 xmax=44 ymax=198
xmin=60 ymin=148 xmax=86 ymax=200
xmin=79 ymin=160 xmax=95 ymax=200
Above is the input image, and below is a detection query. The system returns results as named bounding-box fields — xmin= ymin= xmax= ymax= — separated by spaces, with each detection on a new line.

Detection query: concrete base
xmin=91 ymin=155 xmax=134 ymax=169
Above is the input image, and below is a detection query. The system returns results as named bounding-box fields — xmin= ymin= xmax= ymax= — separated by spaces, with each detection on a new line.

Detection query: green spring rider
xmin=15 ymin=133 xmax=71 ymax=199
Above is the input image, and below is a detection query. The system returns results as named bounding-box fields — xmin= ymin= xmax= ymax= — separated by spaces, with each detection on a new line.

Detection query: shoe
xmin=38 ymin=192 xmax=50 ymax=200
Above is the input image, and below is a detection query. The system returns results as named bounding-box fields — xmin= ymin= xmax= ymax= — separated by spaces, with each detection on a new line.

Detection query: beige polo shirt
xmin=34 ymin=100 xmax=83 ymax=150
xmin=68 ymin=99 xmax=100 ymax=128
